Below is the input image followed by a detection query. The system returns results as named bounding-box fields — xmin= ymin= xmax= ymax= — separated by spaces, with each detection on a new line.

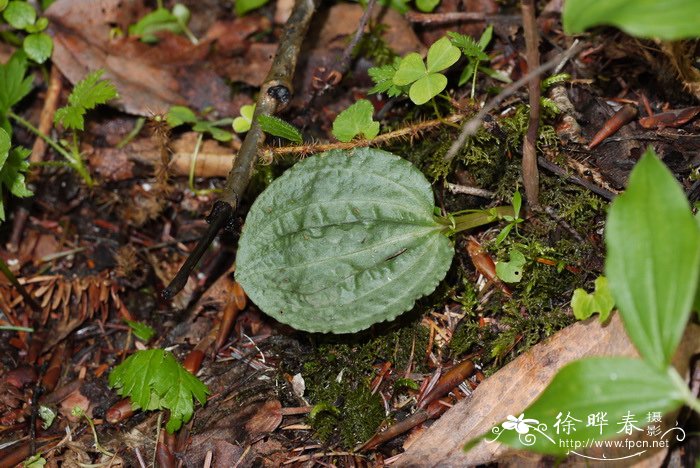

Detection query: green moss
xmin=353 ymin=23 xmax=396 ymax=66
xmin=300 ymin=323 xmax=429 ymax=448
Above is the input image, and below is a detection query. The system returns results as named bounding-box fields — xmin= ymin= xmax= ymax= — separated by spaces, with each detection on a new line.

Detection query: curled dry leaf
xmin=46 ymin=0 xmax=235 ymax=116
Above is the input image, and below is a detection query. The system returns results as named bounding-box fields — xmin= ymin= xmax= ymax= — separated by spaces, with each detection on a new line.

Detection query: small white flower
xmin=502 ymin=414 xmax=539 ymax=434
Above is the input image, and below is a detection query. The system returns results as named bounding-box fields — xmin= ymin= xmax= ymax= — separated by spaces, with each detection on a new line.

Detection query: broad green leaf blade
xmin=257 ymin=114 xmax=302 ymax=143
xmin=409 ymin=73 xmax=447 ymax=105
xmin=426 ymin=37 xmax=461 ymax=73
xmin=0 ymin=52 xmax=33 ymax=117
xmin=393 ymin=53 xmax=426 ymax=86
xmin=563 ymin=0 xmax=700 ymax=40
xmin=485 ymin=357 xmax=686 ymax=454
xmin=605 ymin=148 xmax=700 ymax=370
xmin=332 ymin=99 xmax=380 ymax=142
xmin=23 ymin=33 xmax=52 ymax=63
xmin=478 ymin=25 xmax=493 ymax=50
xmin=235 ymin=0 xmax=269 ymax=16
xmin=236 ymin=148 xmax=454 ymax=333
xmin=3 ymin=1 xmax=36 ymax=29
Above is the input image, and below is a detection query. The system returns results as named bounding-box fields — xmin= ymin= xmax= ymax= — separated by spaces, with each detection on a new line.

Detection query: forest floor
xmin=1 ymin=0 xmax=699 ymax=466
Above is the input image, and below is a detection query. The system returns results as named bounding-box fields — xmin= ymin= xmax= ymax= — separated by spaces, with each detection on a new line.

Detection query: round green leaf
xmin=236 ymin=148 xmax=454 ymax=333
xmin=23 ymin=33 xmax=52 ymax=63
xmin=409 ymin=73 xmax=447 ymax=105
xmin=3 ymin=1 xmax=36 ymax=29
xmin=426 ymin=36 xmax=461 ymax=73
xmin=392 ymin=53 xmax=427 ymax=86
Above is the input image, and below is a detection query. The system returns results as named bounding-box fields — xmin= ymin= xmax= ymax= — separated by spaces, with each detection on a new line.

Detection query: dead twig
xmin=520 ymin=0 xmax=541 ymax=206
xmin=446 ymin=182 xmax=495 ymax=199
xmin=337 ymin=0 xmax=377 ymax=82
xmin=536 ymin=156 xmax=616 ymax=200
xmin=443 ymin=41 xmax=584 ymax=163
xmin=31 ymin=66 xmax=63 ymax=165
xmin=163 ymin=0 xmax=319 ymax=298
xmin=405 ymin=11 xmax=521 ymax=25
xmin=269 ymin=113 xmax=466 ymax=156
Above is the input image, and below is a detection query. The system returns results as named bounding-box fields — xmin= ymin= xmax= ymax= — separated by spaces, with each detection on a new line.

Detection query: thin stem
xmin=8 ymin=111 xmax=72 ymax=161
xmin=470 ymin=62 xmax=478 ymax=99
xmin=116 ymin=117 xmax=145 ymax=149
xmin=431 ymin=98 xmax=442 ymax=119
xmin=441 ymin=205 xmax=514 ymax=235
xmin=8 ymin=111 xmax=93 ymax=186
xmin=188 ymin=132 xmax=204 ymax=192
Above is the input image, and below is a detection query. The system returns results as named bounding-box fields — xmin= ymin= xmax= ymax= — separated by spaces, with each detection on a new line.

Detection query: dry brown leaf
xmin=398 ymin=315 xmax=700 ymax=466
xmin=46 ymin=0 xmax=235 ymax=116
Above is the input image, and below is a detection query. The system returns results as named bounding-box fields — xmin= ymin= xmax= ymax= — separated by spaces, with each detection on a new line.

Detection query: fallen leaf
xmin=398 ymin=315 xmax=700 ymax=466
xmin=46 ymin=0 xmax=235 ymax=116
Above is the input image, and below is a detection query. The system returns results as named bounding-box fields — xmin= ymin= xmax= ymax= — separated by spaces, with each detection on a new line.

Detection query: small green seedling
xmin=571 ymin=275 xmax=615 ymax=322
xmin=258 ymin=114 xmax=302 ymax=143
xmin=38 ymin=405 xmax=56 ymax=429
xmin=124 ymin=319 xmax=156 ymax=342
xmin=52 ymin=69 xmax=118 ymax=186
xmin=232 ymin=104 xmax=255 ymax=133
xmin=368 ymin=57 xmax=405 ymax=98
xmin=109 ymin=349 xmax=209 ymax=433
xmin=1 ymin=1 xmax=53 ymax=63
xmin=332 ymin=99 xmax=380 ymax=142
xmin=495 ymin=249 xmax=526 ymax=283
xmin=22 ymin=454 xmax=46 ymax=468
xmin=71 ymin=406 xmax=114 ymax=457
xmin=166 ymin=105 xmax=234 ymax=142
xmin=392 ymin=37 xmax=461 ymax=105
xmin=448 ymin=26 xmax=509 ymax=98
xmin=129 ymin=3 xmax=197 ymax=44
xmin=494 ymin=191 xmax=523 ymax=245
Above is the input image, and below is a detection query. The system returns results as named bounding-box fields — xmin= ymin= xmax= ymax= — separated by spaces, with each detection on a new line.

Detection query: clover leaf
xmin=332 ymin=99 xmax=380 ymax=142
xmin=232 ymin=104 xmax=255 ymax=133
xmin=392 ymin=37 xmax=460 ymax=105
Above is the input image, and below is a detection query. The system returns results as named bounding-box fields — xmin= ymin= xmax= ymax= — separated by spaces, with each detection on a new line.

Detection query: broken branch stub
xmin=163 ymin=0 xmax=319 ymax=298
